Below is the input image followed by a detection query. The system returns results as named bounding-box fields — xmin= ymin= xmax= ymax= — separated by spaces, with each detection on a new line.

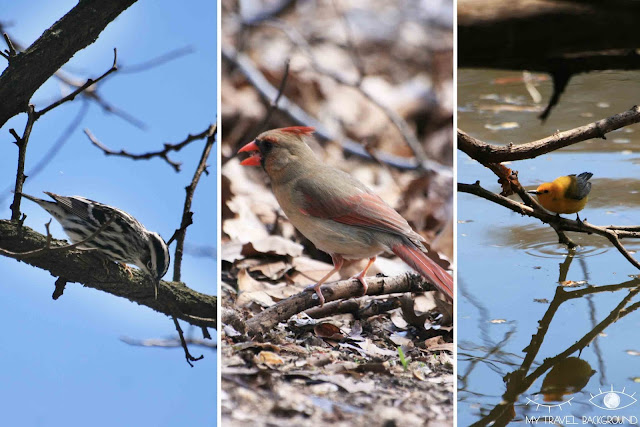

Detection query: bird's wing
xmin=44 ymin=192 xmax=119 ymax=225
xmin=293 ymin=174 xmax=415 ymax=238
xmin=566 ymin=173 xmax=592 ymax=200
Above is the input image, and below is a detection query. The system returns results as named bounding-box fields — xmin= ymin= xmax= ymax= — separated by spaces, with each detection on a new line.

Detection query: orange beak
xmin=238 ymin=140 xmax=261 ymax=166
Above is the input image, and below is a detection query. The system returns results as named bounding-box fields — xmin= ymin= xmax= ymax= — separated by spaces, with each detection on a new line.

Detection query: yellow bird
xmin=528 ymin=172 xmax=593 ymax=221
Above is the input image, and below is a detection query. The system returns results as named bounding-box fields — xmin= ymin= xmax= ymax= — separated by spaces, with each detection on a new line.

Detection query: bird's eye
xmin=262 ymin=139 xmax=273 ymax=150
xmin=544 ymin=190 xmax=550 ymax=193
xmin=146 ymin=260 xmax=153 ymax=269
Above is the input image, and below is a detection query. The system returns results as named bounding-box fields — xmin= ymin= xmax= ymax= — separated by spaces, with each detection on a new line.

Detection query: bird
xmin=238 ymin=126 xmax=453 ymax=306
xmin=19 ymin=191 xmax=170 ymax=299
xmin=527 ymin=172 xmax=593 ymax=221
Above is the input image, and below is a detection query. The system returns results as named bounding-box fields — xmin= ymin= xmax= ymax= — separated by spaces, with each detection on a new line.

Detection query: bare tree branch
xmin=2 ymin=215 xmax=114 ymax=259
xmin=172 ymin=124 xmax=217 ymax=282
xmin=0 ymin=220 xmax=217 ymax=329
xmin=85 ymin=126 xmax=213 ymax=172
xmin=9 ymin=105 xmax=35 ymax=220
xmin=0 ymin=0 xmax=138 ymax=128
xmin=459 ymin=181 xmax=640 ymax=270
xmin=458 ymin=105 xmax=640 ymax=163
xmin=245 ymin=272 xmax=441 ymax=336
xmin=34 ymin=48 xmax=118 ymax=119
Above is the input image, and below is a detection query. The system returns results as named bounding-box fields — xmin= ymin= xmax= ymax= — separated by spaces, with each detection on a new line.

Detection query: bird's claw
xmin=352 ymin=275 xmax=369 ymax=297
xmin=306 ymin=283 xmax=325 ymax=306
xmin=120 ymin=262 xmax=134 ymax=279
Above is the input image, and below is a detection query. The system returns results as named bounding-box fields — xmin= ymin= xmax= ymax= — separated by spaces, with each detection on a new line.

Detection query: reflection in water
xmin=539 ymin=357 xmax=596 ymax=402
xmin=462 ymin=278 xmax=640 ymax=426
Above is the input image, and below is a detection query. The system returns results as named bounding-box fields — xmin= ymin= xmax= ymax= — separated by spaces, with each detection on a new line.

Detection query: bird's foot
xmin=352 ymin=273 xmax=369 ymax=297
xmin=306 ymin=283 xmax=325 ymax=306
xmin=120 ymin=262 xmax=134 ymax=279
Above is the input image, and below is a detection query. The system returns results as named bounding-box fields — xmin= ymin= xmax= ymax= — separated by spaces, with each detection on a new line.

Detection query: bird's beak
xmin=527 ymin=190 xmax=540 ymax=195
xmin=238 ymin=140 xmax=261 ymax=166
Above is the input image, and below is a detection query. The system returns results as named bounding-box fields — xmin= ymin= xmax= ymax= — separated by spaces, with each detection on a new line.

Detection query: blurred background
xmin=0 ymin=1 xmax=217 ymax=426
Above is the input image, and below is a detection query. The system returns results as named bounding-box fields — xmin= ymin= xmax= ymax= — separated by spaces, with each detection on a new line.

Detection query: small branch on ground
xmin=305 ymin=296 xmax=402 ymax=319
xmin=245 ymin=272 xmax=440 ymax=337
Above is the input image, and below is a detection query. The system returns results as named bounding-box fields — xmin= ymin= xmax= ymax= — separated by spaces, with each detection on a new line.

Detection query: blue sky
xmin=0 ymin=1 xmax=217 ymax=426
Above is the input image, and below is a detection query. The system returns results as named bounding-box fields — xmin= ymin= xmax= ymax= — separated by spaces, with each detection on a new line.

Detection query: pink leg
xmin=353 ymin=256 xmax=376 ymax=297
xmin=307 ymin=254 xmax=344 ymax=306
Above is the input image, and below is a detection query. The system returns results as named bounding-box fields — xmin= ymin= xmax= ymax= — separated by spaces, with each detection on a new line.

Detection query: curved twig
xmin=85 ymin=125 xmax=213 ymax=172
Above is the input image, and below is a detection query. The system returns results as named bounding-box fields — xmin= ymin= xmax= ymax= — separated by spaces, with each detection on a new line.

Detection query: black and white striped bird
xmin=20 ymin=192 xmax=170 ymax=298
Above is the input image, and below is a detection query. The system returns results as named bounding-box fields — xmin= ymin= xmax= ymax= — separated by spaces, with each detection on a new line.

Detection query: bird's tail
xmin=14 ymin=191 xmax=43 ymax=204
xmin=391 ymin=243 xmax=453 ymax=300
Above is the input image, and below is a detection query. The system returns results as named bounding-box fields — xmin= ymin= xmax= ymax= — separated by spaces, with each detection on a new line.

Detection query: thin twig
xmin=118 ymin=45 xmax=195 ymax=74
xmin=3 ymin=32 xmax=17 ymax=58
xmin=120 ymin=335 xmax=216 ymax=349
xmin=85 ymin=126 xmax=212 ymax=172
xmin=35 ymin=48 xmax=118 ymax=119
xmin=9 ymin=105 xmax=36 ymax=221
xmin=0 ymin=101 xmax=89 ymax=204
xmin=172 ymin=316 xmax=204 ymax=367
xmin=172 ymin=124 xmax=217 ymax=282
xmin=256 ymin=58 xmax=290 ymax=133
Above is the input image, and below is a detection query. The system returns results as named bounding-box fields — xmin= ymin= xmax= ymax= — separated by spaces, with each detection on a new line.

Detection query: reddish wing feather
xmin=302 ymin=191 xmax=413 ymax=236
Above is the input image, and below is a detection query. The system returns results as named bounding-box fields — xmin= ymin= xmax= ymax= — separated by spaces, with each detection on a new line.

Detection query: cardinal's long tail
xmin=391 ymin=243 xmax=453 ymax=300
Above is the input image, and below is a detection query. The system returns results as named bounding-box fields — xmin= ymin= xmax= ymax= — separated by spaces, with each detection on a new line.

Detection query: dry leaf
xmin=256 ymin=351 xmax=284 ymax=365
xmin=314 ymin=323 xmax=344 ymax=340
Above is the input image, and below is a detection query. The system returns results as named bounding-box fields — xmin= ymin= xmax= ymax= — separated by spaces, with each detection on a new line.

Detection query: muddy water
xmin=457 ymin=69 xmax=640 ymax=425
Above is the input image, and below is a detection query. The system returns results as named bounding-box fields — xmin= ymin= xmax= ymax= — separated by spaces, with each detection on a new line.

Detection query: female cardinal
xmin=238 ymin=126 xmax=453 ymax=305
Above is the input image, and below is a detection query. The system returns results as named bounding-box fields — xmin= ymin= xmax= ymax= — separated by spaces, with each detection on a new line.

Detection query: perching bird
xmin=527 ymin=172 xmax=593 ymax=221
xmin=20 ymin=192 xmax=170 ymax=298
xmin=238 ymin=126 xmax=453 ymax=306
